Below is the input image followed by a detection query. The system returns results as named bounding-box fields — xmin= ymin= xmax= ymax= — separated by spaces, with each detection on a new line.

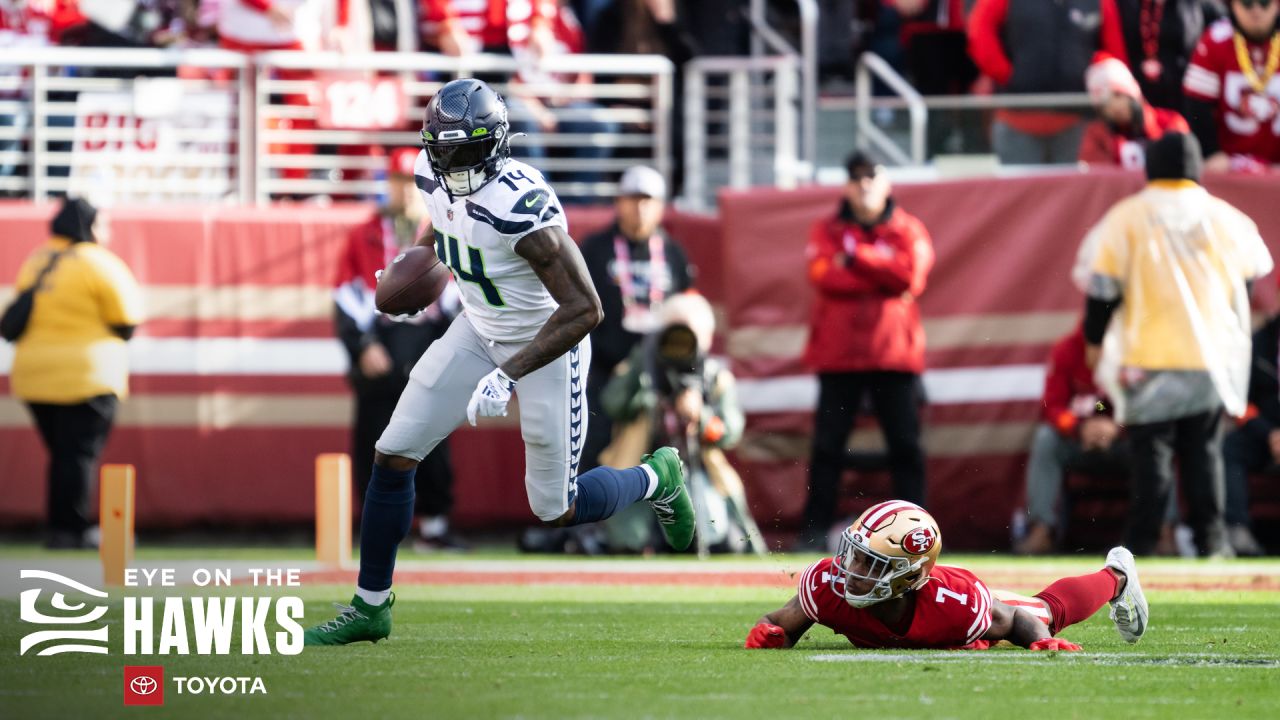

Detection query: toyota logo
xmin=130 ymin=676 xmax=158 ymax=696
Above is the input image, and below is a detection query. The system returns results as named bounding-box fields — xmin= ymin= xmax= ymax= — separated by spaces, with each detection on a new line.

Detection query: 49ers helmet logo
xmin=902 ymin=526 xmax=937 ymax=555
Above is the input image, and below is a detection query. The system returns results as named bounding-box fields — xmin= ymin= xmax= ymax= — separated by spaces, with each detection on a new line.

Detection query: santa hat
xmin=1085 ymin=52 xmax=1141 ymax=103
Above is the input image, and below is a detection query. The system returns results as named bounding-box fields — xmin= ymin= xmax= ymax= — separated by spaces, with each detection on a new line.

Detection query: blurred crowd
xmin=0 ymin=1 xmax=709 ymax=56
xmin=3 ymin=1 xmax=1276 ymax=192
xmin=840 ymin=0 xmax=1280 ymax=172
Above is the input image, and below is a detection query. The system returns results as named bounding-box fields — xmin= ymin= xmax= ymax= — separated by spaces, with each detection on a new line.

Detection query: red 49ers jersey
xmin=1183 ymin=19 xmax=1280 ymax=163
xmin=797 ymin=559 xmax=993 ymax=650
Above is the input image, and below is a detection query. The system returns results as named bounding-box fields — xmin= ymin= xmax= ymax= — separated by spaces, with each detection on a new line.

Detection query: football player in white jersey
xmin=305 ymin=79 xmax=696 ymax=646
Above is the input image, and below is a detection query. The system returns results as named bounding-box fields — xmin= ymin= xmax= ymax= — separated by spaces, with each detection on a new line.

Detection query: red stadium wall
xmin=0 ymin=201 xmax=723 ymax=532
xmin=2 ymin=172 xmax=1278 ymax=547
xmin=722 ymin=171 xmax=1280 ymax=548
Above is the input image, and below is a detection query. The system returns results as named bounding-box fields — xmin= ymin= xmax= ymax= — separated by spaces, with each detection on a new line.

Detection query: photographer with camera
xmin=599 ymin=292 xmax=760 ymax=555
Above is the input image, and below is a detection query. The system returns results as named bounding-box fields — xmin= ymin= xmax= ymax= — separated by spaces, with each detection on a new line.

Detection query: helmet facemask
xmin=422 ymin=127 xmax=509 ymax=197
xmin=831 ymin=529 xmax=927 ymax=608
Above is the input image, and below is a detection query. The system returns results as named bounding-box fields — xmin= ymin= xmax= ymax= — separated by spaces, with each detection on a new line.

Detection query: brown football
xmin=375 ymin=245 xmax=451 ymax=316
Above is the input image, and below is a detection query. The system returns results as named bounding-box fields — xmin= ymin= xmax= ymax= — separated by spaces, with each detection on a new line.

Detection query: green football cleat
xmin=304 ymin=593 xmax=394 ymax=646
xmin=643 ymin=446 xmax=695 ymax=551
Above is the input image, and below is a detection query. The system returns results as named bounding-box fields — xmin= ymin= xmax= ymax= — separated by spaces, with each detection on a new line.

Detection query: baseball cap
xmin=388 ymin=147 xmax=419 ymax=177
xmin=618 ymin=166 xmax=667 ymax=199
xmin=845 ymin=151 xmax=882 ymax=180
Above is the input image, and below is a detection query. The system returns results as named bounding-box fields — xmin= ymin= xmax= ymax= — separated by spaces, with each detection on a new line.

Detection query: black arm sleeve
xmin=1083 ymin=295 xmax=1121 ymax=345
xmin=1250 ymin=315 xmax=1280 ymax=424
xmin=333 ymin=302 xmax=373 ymax=364
xmin=667 ymin=240 xmax=695 ymax=292
xmin=1184 ymin=97 xmax=1220 ymax=157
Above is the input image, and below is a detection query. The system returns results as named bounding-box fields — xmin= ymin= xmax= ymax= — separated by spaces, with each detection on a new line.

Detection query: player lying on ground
xmin=305 ymin=79 xmax=696 ymax=646
xmin=745 ymin=501 xmax=1148 ymax=651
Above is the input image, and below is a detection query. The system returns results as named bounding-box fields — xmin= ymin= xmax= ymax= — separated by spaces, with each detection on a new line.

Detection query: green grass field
xmin=2 ymin=550 xmax=1278 ymax=719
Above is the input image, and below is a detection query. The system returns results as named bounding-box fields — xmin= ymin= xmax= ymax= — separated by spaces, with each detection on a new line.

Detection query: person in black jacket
xmin=1221 ymin=313 xmax=1279 ymax=556
xmin=578 ymin=166 xmax=694 ymax=472
xmin=1112 ymin=0 xmax=1225 ymax=112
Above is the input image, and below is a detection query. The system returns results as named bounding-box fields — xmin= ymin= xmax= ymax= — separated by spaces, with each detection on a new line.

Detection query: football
xmin=375 ymin=245 xmax=451 ymax=316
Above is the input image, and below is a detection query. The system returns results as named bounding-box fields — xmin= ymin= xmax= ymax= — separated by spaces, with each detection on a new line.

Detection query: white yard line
xmin=809 ymin=652 xmax=1280 ymax=667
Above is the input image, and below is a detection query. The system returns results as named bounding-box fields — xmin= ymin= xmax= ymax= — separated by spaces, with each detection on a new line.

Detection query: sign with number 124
xmin=317 ymin=77 xmax=406 ymax=130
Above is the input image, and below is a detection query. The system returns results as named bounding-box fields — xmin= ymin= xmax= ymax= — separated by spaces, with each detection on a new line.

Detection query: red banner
xmin=0 ymin=201 xmax=716 ymax=531
xmin=720 ymin=171 xmax=1280 ymax=547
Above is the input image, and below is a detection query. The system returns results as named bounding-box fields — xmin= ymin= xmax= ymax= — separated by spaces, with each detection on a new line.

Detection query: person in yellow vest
xmin=9 ymin=198 xmax=144 ymax=549
xmin=1082 ymin=132 xmax=1273 ymax=558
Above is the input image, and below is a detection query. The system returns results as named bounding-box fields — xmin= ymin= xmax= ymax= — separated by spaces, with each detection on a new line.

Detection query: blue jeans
xmin=1023 ymin=423 xmax=1177 ymax=528
xmin=992 ymin=118 xmax=1086 ymax=165
xmin=1222 ymin=420 xmax=1272 ymax=527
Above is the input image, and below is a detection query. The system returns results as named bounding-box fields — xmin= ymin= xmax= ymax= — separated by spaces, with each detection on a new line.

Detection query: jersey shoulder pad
xmin=466 ymin=162 xmax=565 ymax=238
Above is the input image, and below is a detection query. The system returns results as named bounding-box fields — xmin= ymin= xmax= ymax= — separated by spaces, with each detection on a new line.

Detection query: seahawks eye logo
xmin=902 ymin=527 xmax=936 ymax=555
xmin=19 ymin=570 xmax=110 ymax=656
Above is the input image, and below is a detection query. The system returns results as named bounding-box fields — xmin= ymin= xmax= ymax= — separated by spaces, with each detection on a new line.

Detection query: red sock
xmin=1034 ymin=569 xmax=1119 ymax=635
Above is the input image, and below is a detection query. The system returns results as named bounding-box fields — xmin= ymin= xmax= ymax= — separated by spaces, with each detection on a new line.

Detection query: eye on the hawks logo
xmin=902 ymin=526 xmax=937 ymax=555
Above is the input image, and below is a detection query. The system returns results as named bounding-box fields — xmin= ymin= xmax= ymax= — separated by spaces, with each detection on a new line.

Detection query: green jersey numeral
xmin=434 ymin=229 xmax=505 ymax=307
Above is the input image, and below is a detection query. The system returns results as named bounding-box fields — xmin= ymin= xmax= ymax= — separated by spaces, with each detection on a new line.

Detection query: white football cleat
xmin=1105 ymin=546 xmax=1148 ymax=644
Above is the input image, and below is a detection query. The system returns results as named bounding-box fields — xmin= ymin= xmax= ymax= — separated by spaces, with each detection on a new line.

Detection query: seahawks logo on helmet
xmin=421 ymin=78 xmax=512 ymax=197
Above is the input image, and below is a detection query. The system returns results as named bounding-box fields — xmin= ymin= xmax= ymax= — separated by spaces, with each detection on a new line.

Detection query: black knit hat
xmin=1145 ymin=133 xmax=1203 ymax=184
xmin=50 ymin=197 xmax=98 ymax=243
xmin=845 ymin=151 xmax=881 ymax=179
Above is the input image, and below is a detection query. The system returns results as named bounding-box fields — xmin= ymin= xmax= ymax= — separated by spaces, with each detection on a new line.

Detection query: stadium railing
xmin=748 ymin=0 xmax=817 ymax=179
xmin=0 ymin=47 xmax=674 ymax=205
xmin=848 ymin=52 xmax=1094 ymax=167
xmin=682 ymin=55 xmax=801 ymax=212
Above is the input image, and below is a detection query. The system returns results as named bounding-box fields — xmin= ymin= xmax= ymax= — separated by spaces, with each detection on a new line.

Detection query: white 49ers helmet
xmin=831 ymin=500 xmax=942 ymax=608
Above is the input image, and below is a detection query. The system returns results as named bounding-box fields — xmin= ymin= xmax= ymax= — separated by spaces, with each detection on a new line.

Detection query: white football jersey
xmin=413 ymin=153 xmax=568 ymax=343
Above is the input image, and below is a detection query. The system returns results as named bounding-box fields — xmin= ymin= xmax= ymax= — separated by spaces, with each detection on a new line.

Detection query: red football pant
xmin=1035 ymin=569 xmax=1119 ymax=635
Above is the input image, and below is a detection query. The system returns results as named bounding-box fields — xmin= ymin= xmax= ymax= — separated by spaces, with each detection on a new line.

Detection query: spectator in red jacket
xmin=420 ymin=0 xmax=556 ymax=54
xmin=797 ymin=153 xmax=935 ymax=550
xmin=968 ymin=0 xmax=1130 ymax=164
xmin=1017 ymin=324 xmax=1179 ymax=555
xmin=1078 ymin=52 xmax=1191 ymax=168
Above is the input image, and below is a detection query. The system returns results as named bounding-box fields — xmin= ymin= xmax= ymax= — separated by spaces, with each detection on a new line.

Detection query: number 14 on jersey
xmin=434 ymin=228 xmax=505 ymax=307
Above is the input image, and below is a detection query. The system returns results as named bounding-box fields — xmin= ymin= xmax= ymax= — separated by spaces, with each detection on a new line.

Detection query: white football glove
xmin=467 ymin=368 xmax=516 ymax=426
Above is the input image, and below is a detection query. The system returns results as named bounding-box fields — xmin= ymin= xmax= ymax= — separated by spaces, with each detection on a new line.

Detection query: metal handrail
xmin=748 ymin=0 xmax=816 ymax=179
xmin=854 ymin=52 xmax=927 ymax=166
xmin=683 ymin=55 xmax=800 ymax=210
xmin=256 ymin=50 xmax=674 ymax=75
xmin=826 ymin=92 xmax=1094 ymax=112
xmin=0 ymin=47 xmax=674 ymax=204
